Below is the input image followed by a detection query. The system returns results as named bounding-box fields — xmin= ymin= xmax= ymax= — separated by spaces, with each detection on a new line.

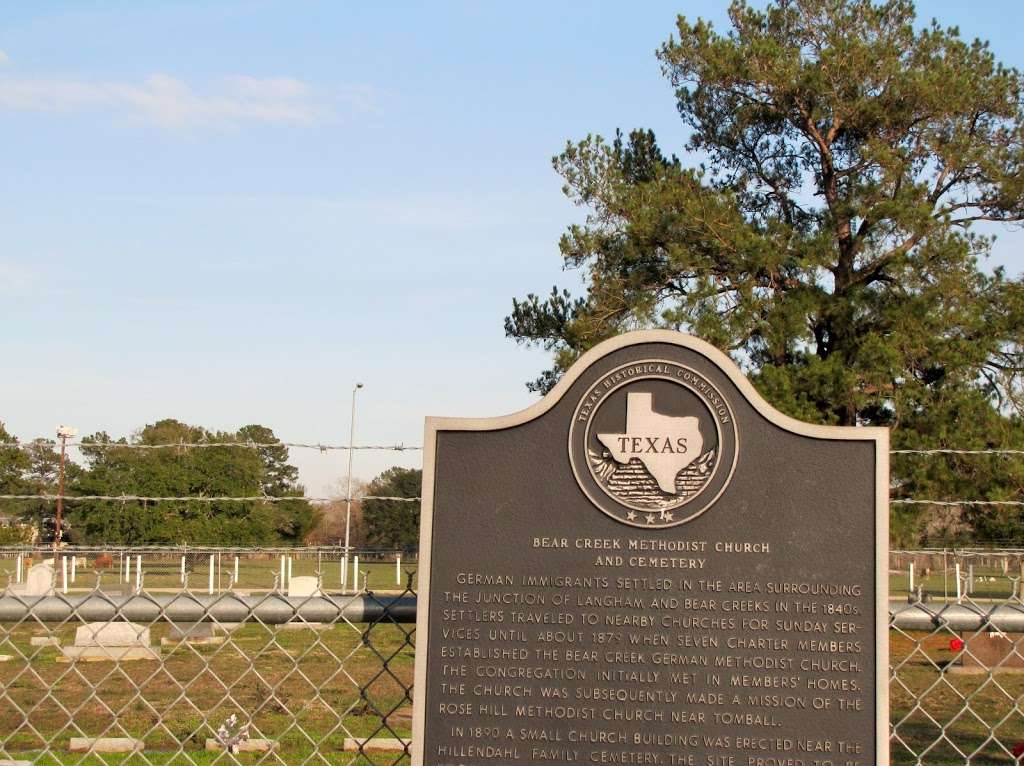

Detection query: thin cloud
xmin=0 ymin=260 xmax=42 ymax=296
xmin=0 ymin=72 xmax=362 ymax=127
xmin=0 ymin=51 xmax=10 ymax=66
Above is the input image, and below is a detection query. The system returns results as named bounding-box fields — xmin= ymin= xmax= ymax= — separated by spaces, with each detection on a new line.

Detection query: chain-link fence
xmin=0 ymin=562 xmax=417 ymax=764
xmin=1 ymin=550 xmax=1024 ymax=763
xmin=890 ymin=584 xmax=1024 ymax=762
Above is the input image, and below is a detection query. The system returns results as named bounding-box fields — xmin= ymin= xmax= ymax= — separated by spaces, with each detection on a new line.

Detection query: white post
xmin=955 ymin=563 xmax=962 ymax=602
xmin=135 ymin=555 xmax=142 ymax=591
xmin=344 ymin=383 xmax=362 ymax=594
xmin=341 ymin=553 xmax=348 ymax=592
xmin=280 ymin=555 xmax=286 ymax=590
xmin=396 ymin=555 xmax=401 ymax=585
xmin=287 ymin=556 xmax=293 ymax=586
xmin=180 ymin=555 xmax=186 ymax=584
xmin=909 ymin=563 xmax=914 ymax=592
xmin=61 ymin=557 xmax=68 ymax=594
xmin=125 ymin=555 xmax=131 ymax=583
xmin=968 ymin=564 xmax=974 ymax=593
xmin=15 ymin=554 xmax=22 ymax=583
xmin=353 ymin=556 xmax=359 ymax=592
xmin=208 ymin=554 xmax=215 ymax=595
xmin=71 ymin=556 xmax=76 ymax=583
xmin=234 ymin=556 xmax=239 ymax=587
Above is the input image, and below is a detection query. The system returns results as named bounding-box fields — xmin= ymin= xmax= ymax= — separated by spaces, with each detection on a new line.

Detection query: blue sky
xmin=2 ymin=1 xmax=1022 ymax=494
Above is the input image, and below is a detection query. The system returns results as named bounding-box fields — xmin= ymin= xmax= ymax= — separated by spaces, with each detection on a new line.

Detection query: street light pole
xmin=343 ymin=383 xmax=363 ymax=592
xmin=54 ymin=425 xmax=77 ymax=558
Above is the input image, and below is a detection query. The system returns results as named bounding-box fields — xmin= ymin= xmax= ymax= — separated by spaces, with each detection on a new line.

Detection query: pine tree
xmin=506 ymin=0 xmax=1024 ymax=544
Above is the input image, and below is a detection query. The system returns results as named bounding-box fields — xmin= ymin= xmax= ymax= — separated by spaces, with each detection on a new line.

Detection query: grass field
xmin=2 ymin=554 xmax=1022 ymax=763
xmin=0 ymin=554 xmax=419 ymax=594
xmin=889 ymin=567 xmax=1019 ymax=601
xmin=891 ymin=630 xmax=1024 ymax=764
xmin=0 ymin=618 xmax=415 ymax=764
xmin=6 ymin=551 xmax=1021 ymax=600
xmin=0 ymin=621 xmax=1020 ymax=764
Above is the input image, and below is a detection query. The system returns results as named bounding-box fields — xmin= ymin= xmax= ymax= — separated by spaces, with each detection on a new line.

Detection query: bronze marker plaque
xmin=413 ymin=332 xmax=888 ymax=766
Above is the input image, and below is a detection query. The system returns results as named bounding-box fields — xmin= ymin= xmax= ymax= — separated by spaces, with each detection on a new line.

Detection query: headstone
xmin=59 ymin=622 xmax=159 ymax=661
xmin=955 ymin=630 xmax=1024 ymax=673
xmin=69 ymin=737 xmax=143 ymax=753
xmin=343 ymin=738 xmax=411 ymax=752
xmin=284 ymin=576 xmax=324 ymax=628
xmin=9 ymin=562 xmax=54 ymax=596
xmin=161 ymin=622 xmax=224 ymax=646
xmin=412 ymin=332 xmax=888 ymax=766
xmin=29 ymin=636 xmax=60 ymax=648
xmin=287 ymin=575 xmax=320 ymax=597
xmin=205 ymin=738 xmax=278 ymax=752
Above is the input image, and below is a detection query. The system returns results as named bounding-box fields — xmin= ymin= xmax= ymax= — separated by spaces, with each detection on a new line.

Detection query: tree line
xmin=0 ymin=419 xmax=422 ymax=549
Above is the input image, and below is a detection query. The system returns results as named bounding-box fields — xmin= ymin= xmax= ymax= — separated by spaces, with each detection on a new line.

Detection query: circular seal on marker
xmin=568 ymin=360 xmax=738 ymax=528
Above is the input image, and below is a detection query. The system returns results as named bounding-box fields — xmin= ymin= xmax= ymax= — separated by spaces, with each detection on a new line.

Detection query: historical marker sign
xmin=413 ymin=331 xmax=888 ymax=766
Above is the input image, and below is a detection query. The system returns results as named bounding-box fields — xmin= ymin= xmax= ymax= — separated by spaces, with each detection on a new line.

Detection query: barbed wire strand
xmin=0 ymin=441 xmax=421 ymax=452
xmin=891 ymin=449 xmax=1024 ymax=456
xmin=1 ymin=493 xmax=1022 ymax=506
xmin=0 ymin=494 xmax=421 ymax=504
xmin=1 ymin=442 xmax=1022 ymax=455
xmin=891 ymin=499 xmax=1024 ymax=506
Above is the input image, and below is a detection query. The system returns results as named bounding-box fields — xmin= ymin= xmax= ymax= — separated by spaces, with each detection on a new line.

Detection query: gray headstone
xmin=166 ymin=622 xmax=215 ymax=639
xmin=161 ymin=622 xmax=224 ymax=646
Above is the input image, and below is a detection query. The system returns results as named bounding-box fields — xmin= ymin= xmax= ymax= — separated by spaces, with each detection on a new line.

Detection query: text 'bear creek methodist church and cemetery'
xmin=414 ymin=335 xmax=885 ymax=766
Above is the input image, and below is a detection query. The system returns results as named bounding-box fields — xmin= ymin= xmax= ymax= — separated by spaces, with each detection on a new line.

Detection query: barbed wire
xmin=0 ymin=493 xmax=1020 ymax=506
xmin=2 ymin=441 xmax=1022 ymax=456
xmin=891 ymin=449 xmax=1024 ymax=456
xmin=891 ymin=499 xmax=1024 ymax=507
xmin=0 ymin=494 xmax=421 ymax=504
xmin=0 ymin=441 xmax=421 ymax=452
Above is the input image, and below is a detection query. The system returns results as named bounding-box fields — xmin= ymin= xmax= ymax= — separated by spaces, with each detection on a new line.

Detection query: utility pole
xmin=54 ymin=425 xmax=77 ymax=557
xmin=343 ymin=383 xmax=363 ymax=593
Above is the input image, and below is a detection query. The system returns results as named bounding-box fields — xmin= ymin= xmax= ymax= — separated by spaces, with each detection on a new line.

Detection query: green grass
xmin=890 ymin=629 xmax=1024 ymax=764
xmin=889 ymin=567 xmax=1019 ymax=601
xmin=0 ymin=556 xmax=419 ymax=594
xmin=0 ymin=619 xmax=414 ymax=763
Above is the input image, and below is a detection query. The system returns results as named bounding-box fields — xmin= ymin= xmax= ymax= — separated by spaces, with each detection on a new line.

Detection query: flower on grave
xmin=949 ymin=638 xmax=964 ymax=652
xmin=215 ymin=714 xmax=250 ymax=752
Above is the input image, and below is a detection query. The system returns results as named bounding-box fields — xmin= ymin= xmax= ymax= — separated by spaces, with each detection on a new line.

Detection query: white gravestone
xmin=283 ymin=576 xmax=325 ymax=629
xmin=287 ymin=576 xmax=320 ymax=598
xmin=9 ymin=562 xmax=54 ymax=596
xmin=59 ymin=622 xmax=159 ymax=662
